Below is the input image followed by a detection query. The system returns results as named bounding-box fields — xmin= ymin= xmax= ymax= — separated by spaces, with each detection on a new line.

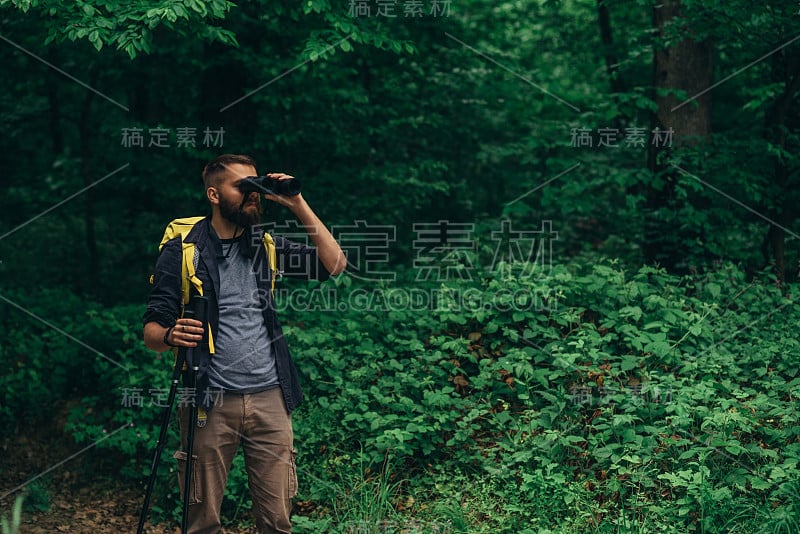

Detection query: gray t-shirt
xmin=207 ymin=240 xmax=279 ymax=392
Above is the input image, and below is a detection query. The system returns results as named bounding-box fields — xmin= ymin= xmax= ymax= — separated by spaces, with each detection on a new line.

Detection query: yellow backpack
xmin=152 ymin=216 xmax=278 ymax=355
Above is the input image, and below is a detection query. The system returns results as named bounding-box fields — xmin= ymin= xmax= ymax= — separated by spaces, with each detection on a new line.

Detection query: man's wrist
xmin=163 ymin=325 xmax=178 ymax=347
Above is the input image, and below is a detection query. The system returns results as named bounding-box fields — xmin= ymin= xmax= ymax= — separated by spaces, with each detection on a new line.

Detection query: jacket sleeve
xmin=274 ymin=235 xmax=331 ymax=282
xmin=142 ymin=237 xmax=183 ymax=327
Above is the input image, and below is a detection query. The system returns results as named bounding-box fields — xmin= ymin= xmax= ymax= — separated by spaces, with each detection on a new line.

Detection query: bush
xmin=8 ymin=258 xmax=798 ymax=532
xmin=288 ymin=261 xmax=800 ymax=531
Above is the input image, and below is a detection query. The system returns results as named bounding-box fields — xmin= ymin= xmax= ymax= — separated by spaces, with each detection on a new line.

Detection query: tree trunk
xmin=79 ymin=69 xmax=99 ymax=293
xmin=762 ymin=56 xmax=800 ymax=283
xmin=644 ymin=0 xmax=712 ymax=269
xmin=46 ymin=49 xmax=63 ymax=155
xmin=596 ymin=0 xmax=626 ymax=96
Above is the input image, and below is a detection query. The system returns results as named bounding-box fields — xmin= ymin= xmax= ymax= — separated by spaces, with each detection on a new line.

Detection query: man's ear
xmin=207 ymin=187 xmax=220 ymax=205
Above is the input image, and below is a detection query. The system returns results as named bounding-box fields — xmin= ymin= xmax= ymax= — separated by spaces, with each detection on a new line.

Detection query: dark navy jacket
xmin=143 ymin=217 xmax=330 ymax=413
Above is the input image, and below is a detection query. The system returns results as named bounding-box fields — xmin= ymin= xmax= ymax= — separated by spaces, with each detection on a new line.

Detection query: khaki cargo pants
xmin=175 ymin=387 xmax=297 ymax=534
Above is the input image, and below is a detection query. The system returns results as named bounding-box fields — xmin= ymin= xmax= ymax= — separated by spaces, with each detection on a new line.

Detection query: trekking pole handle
xmin=192 ymin=296 xmax=208 ymax=341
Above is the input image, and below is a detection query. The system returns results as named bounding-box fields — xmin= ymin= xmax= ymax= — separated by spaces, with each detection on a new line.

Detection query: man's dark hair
xmin=202 ymin=154 xmax=257 ymax=188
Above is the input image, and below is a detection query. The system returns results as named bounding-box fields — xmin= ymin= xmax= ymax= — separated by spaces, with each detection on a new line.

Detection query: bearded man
xmin=143 ymin=154 xmax=345 ymax=533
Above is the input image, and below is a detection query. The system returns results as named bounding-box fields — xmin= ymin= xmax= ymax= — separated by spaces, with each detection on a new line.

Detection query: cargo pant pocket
xmin=288 ymin=448 xmax=298 ymax=499
xmin=173 ymin=450 xmax=202 ymax=505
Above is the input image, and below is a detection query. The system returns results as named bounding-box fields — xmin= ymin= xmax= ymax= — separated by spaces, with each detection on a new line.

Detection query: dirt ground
xmin=0 ymin=428 xmax=260 ymax=533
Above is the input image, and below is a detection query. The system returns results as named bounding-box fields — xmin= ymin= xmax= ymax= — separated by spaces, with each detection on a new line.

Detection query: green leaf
xmin=620 ymin=355 xmax=639 ymax=371
xmin=707 ymin=283 xmax=721 ymax=299
xmin=748 ymin=477 xmax=771 ymax=490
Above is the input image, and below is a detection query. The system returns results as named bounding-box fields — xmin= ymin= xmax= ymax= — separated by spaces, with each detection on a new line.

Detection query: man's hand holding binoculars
xmin=260 ymin=172 xmax=305 ymax=211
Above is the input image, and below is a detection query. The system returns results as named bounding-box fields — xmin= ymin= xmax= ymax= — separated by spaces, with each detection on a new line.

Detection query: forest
xmin=1 ymin=0 xmax=799 ymax=532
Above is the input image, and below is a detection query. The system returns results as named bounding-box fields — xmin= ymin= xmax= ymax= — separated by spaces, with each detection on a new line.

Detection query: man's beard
xmin=219 ymin=191 xmax=262 ymax=229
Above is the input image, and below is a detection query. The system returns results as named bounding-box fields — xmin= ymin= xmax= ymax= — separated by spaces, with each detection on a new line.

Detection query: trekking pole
xmin=137 ymin=296 xmax=206 ymax=534
xmin=182 ymin=296 xmax=208 ymax=533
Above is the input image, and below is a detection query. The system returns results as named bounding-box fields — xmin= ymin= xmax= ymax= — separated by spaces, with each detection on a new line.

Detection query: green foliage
xmin=0 ymin=0 xmax=238 ymax=58
xmin=21 ymin=482 xmax=49 ymax=513
xmin=0 ymin=495 xmax=24 ymax=534
xmin=281 ymin=260 xmax=799 ymax=531
xmin=2 ymin=0 xmax=799 ymax=305
xmin=4 ymin=258 xmax=799 ymax=531
xmin=0 ymin=289 xmax=131 ymax=436
xmin=0 ymin=287 xmax=181 ymax=519
xmin=328 ymin=451 xmax=404 ymax=532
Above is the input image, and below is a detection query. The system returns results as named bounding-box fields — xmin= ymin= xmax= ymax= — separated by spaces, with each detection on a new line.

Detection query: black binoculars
xmin=238 ymin=175 xmax=301 ymax=197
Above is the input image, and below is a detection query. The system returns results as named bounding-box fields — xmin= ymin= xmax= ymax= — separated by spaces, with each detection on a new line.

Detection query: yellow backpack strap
xmin=158 ymin=217 xmax=206 ymax=305
xmin=262 ymin=231 xmax=278 ymax=296
xmin=158 ymin=216 xmax=206 ymax=250
xmin=181 ymin=241 xmax=203 ymax=302
xmin=156 ymin=216 xmax=215 ymax=354
xmin=179 ymin=240 xmax=215 ymax=354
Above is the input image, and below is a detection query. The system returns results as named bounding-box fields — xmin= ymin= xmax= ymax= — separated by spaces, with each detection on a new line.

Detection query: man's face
xmin=215 ymin=163 xmax=262 ymax=228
